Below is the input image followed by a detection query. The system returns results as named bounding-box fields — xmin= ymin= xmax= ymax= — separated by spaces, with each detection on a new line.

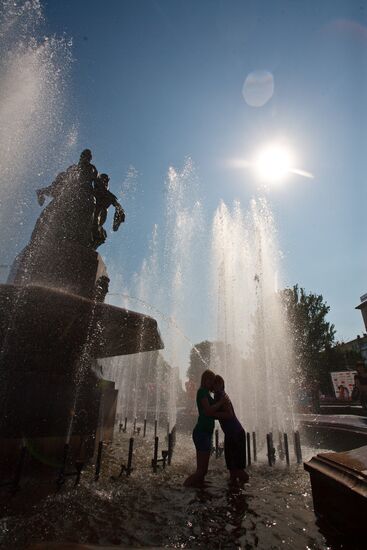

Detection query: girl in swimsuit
xmin=213 ymin=375 xmax=249 ymax=485
xmin=184 ymin=369 xmax=227 ymax=487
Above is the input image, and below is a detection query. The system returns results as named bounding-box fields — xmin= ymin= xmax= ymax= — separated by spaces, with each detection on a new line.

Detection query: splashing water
xmin=104 ymin=161 xmax=295 ymax=441
xmin=0 ymin=1 xmax=295 ymax=447
xmin=0 ymin=0 xmax=76 ymax=263
xmin=103 ymin=159 xmax=205 ymax=430
xmin=210 ymin=199 xmax=295 ymax=438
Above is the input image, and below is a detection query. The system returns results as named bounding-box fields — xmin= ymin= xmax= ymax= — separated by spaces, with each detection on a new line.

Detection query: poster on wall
xmin=330 ymin=371 xmax=356 ymax=400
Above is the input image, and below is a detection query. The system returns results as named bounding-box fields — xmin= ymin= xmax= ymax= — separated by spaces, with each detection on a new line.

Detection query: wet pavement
xmin=0 ymin=428 xmax=362 ymax=549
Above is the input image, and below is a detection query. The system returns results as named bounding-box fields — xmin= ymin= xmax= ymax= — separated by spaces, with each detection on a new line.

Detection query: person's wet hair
xmin=200 ymin=369 xmax=215 ymax=388
xmin=214 ymin=374 xmax=225 ymax=390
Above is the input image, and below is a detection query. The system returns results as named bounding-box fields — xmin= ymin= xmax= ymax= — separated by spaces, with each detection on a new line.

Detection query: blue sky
xmin=37 ymin=0 xmax=367 ymax=343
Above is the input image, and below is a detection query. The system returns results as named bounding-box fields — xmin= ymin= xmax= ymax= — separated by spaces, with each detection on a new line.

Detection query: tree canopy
xmin=281 ymin=285 xmax=336 ymax=390
xmin=186 ymin=340 xmax=212 ymax=386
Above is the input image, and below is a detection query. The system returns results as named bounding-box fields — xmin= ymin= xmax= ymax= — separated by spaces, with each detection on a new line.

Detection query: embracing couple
xmin=184 ymin=369 xmax=249 ymax=487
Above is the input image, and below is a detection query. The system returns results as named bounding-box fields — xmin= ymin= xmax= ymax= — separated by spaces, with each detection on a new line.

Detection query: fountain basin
xmin=0 ymin=283 xmax=163 ymax=469
xmin=304 ymin=445 xmax=367 ymax=535
xmin=0 ymin=283 xmax=163 ymax=363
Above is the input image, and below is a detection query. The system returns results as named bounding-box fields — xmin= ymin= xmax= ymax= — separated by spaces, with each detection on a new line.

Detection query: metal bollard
xmin=215 ymin=429 xmax=219 ymax=458
xmin=122 ymin=416 xmax=127 ymax=433
xmin=161 ymin=450 xmax=168 ymax=469
xmin=270 ymin=432 xmax=276 ymax=465
xmin=294 ymin=430 xmax=302 ymax=464
xmin=266 ymin=434 xmax=272 ymax=466
xmin=112 ymin=437 xmax=134 ymax=479
xmin=171 ymin=425 xmax=176 ymax=449
xmin=154 ymin=419 xmax=158 ymax=439
xmin=143 ymin=418 xmax=147 ymax=437
xmin=278 ymin=431 xmax=285 ymax=461
xmin=252 ymin=432 xmax=257 ymax=462
xmin=56 ymin=443 xmax=70 ymax=488
xmin=151 ymin=436 xmax=170 ymax=471
xmin=168 ymin=432 xmax=173 ymax=465
xmin=74 ymin=460 xmax=84 ymax=487
xmin=126 ymin=437 xmax=134 ymax=475
xmin=284 ymin=433 xmax=290 ymax=466
xmin=246 ymin=431 xmax=251 ymax=466
xmin=266 ymin=433 xmax=276 ymax=466
xmin=95 ymin=441 xmax=103 ymax=481
xmin=57 ymin=443 xmax=85 ymax=488
xmin=152 ymin=436 xmax=159 ymax=472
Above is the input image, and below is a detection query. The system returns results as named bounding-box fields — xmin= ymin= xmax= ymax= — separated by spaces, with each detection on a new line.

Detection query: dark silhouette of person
xmin=354 ymin=361 xmax=367 ymax=409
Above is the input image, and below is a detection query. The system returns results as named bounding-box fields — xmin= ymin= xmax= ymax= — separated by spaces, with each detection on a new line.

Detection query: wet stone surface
xmin=0 ymin=429 xmax=360 ymax=549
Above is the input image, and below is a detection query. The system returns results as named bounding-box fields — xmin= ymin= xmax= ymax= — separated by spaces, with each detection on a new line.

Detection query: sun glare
xmin=254 ymin=144 xmax=293 ymax=183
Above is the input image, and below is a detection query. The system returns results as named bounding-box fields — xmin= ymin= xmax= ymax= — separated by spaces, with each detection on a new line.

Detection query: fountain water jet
xmin=0 ymin=0 xmax=77 ymax=263
xmin=104 ymin=162 xmax=295 ymax=448
xmin=210 ymin=198 xmax=295 ymax=439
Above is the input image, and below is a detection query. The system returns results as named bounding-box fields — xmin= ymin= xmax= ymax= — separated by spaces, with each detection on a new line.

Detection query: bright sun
xmin=254 ymin=144 xmax=293 ymax=183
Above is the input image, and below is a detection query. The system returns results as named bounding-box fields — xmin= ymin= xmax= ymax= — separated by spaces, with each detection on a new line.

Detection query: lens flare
xmin=254 ymin=144 xmax=293 ymax=183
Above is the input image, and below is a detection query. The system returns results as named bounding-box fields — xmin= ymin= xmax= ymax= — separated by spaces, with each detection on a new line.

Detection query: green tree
xmin=281 ymin=285 xmax=336 ymax=398
xmin=186 ymin=340 xmax=212 ymax=386
xmin=318 ymin=343 xmax=362 ymax=394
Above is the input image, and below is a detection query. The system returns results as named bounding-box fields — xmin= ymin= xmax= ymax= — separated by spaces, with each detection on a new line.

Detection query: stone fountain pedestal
xmin=304 ymin=445 xmax=367 ymax=535
xmin=0 ymin=239 xmax=163 ymax=474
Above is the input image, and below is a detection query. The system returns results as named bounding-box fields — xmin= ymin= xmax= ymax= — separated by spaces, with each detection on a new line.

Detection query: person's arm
xmin=200 ymin=396 xmax=225 ymax=416
xmin=213 ymin=398 xmax=234 ymax=420
xmin=215 ymin=410 xmax=233 ymax=420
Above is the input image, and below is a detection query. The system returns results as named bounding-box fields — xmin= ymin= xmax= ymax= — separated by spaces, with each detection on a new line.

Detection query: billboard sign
xmin=330 ymin=371 xmax=356 ymax=400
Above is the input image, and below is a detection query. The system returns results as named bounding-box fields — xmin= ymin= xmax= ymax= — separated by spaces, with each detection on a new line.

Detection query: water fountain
xmin=0 ymin=149 xmax=163 ymax=477
xmin=210 ymin=198 xmax=296 ymax=440
xmin=0 ymin=4 xmax=361 ymax=550
xmin=102 ymin=161 xmax=296 ymax=453
xmin=0 ymin=1 xmax=163 ymax=480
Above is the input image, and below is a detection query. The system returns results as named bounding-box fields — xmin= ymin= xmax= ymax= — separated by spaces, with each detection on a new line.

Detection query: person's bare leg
xmin=235 ymin=469 xmax=249 ymax=484
xmin=184 ymin=451 xmax=210 ymax=487
xmin=229 ymin=469 xmax=249 ymax=485
xmin=229 ymin=470 xmax=238 ymax=485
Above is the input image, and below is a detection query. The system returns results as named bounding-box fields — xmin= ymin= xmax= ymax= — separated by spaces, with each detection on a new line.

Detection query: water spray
xmin=152 ymin=436 xmax=159 ymax=473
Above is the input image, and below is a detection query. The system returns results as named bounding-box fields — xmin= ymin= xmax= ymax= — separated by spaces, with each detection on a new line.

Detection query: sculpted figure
xmin=37 ymin=149 xmax=98 ymax=207
xmin=92 ymin=173 xmax=125 ymax=249
xmin=32 ymin=149 xmax=98 ymax=248
xmin=30 ymin=149 xmax=124 ymax=251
